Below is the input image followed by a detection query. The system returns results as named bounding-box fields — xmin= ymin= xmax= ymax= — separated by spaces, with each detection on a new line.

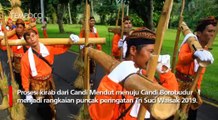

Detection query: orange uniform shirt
xmin=176 ymin=43 xmax=205 ymax=89
xmin=112 ymin=34 xmax=121 ymax=58
xmin=79 ymin=28 xmax=102 ymax=50
xmin=9 ymin=34 xmax=25 ymax=57
xmin=21 ymin=45 xmax=69 ymax=91
xmin=89 ymin=70 xmax=178 ymax=120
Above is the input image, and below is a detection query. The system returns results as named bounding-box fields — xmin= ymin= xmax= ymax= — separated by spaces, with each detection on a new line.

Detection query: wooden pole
xmin=119 ymin=0 xmax=124 ymax=61
xmin=83 ymin=0 xmax=90 ymax=117
xmin=137 ymin=0 xmax=174 ymax=119
xmin=115 ymin=4 xmax=121 ymax=27
xmin=1 ymin=12 xmax=15 ymax=107
xmin=1 ymin=38 xmax=106 ymax=46
xmin=171 ymin=0 xmax=185 ymax=73
xmin=0 ymin=61 xmax=4 ymax=79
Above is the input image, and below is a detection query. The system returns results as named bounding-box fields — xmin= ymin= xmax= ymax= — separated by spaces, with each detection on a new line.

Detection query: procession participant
xmin=21 ymin=29 xmax=79 ymax=120
xmin=176 ymin=16 xmax=216 ymax=120
xmin=0 ymin=17 xmax=10 ymax=79
xmin=9 ymin=18 xmax=27 ymax=90
xmin=0 ymin=18 xmax=26 ymax=88
xmin=112 ymin=16 xmax=132 ymax=60
xmin=41 ymin=18 xmax=48 ymax=38
xmin=89 ymin=27 xmax=178 ymax=120
xmin=79 ymin=16 xmax=101 ymax=50
xmin=73 ymin=16 xmax=101 ymax=89
xmin=6 ymin=18 xmax=15 ymax=31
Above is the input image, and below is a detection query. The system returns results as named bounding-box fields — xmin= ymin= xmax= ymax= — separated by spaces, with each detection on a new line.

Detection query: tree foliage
xmin=2 ymin=0 xmax=218 ymax=32
xmin=95 ymin=0 xmax=118 ymax=24
xmin=171 ymin=0 xmax=218 ymax=29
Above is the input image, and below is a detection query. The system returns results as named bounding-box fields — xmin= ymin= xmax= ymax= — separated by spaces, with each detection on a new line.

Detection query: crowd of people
xmin=0 ymin=15 xmax=217 ymax=120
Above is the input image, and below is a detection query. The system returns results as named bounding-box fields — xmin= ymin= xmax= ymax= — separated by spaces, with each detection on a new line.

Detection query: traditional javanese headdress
xmin=123 ymin=27 xmax=156 ymax=58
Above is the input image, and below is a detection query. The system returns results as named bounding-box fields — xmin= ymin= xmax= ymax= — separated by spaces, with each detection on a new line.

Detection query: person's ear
xmin=130 ymin=46 xmax=137 ymax=56
xmin=196 ymin=31 xmax=202 ymax=38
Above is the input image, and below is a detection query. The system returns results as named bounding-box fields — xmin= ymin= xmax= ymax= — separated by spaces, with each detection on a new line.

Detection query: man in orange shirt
xmin=41 ymin=18 xmax=48 ymax=38
xmin=0 ymin=19 xmax=25 ymax=86
xmin=89 ymin=27 xmax=178 ymax=120
xmin=79 ymin=16 xmax=101 ymax=50
xmin=0 ymin=17 xmax=10 ymax=80
xmin=8 ymin=18 xmax=27 ymax=90
xmin=112 ymin=16 xmax=132 ymax=59
xmin=21 ymin=29 xmax=79 ymax=120
xmin=176 ymin=17 xmax=216 ymax=120
xmin=73 ymin=16 xmax=101 ymax=89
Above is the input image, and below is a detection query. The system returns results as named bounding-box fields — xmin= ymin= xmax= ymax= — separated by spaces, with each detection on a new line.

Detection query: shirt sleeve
xmin=89 ymin=75 xmax=121 ymax=120
xmin=159 ymin=71 xmax=179 ymax=91
xmin=178 ymin=43 xmax=194 ymax=65
xmin=112 ymin=34 xmax=120 ymax=57
xmin=51 ymin=45 xmax=70 ymax=55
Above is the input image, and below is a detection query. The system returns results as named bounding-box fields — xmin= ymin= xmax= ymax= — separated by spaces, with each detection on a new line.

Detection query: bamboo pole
xmin=1 ymin=38 xmax=106 ymax=46
xmin=119 ymin=0 xmax=124 ymax=61
xmin=83 ymin=0 xmax=90 ymax=117
xmin=115 ymin=3 xmax=121 ymax=27
xmin=88 ymin=47 xmax=120 ymax=72
xmin=171 ymin=0 xmax=185 ymax=73
xmin=0 ymin=61 xmax=4 ymax=79
xmin=108 ymin=27 xmax=132 ymax=34
xmin=137 ymin=0 xmax=174 ymax=119
xmin=1 ymin=12 xmax=15 ymax=107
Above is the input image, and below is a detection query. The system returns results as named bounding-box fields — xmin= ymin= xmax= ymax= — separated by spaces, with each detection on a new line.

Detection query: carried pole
xmin=171 ymin=0 xmax=185 ymax=73
xmin=137 ymin=0 xmax=174 ymax=119
xmin=0 ymin=12 xmax=14 ymax=107
xmin=83 ymin=0 xmax=91 ymax=117
xmin=119 ymin=0 xmax=124 ymax=61
xmin=1 ymin=38 xmax=106 ymax=46
xmin=115 ymin=4 xmax=121 ymax=27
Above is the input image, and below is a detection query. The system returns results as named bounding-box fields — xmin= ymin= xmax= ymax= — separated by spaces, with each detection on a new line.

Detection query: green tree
xmin=48 ymin=0 xmax=82 ymax=33
xmin=48 ymin=0 xmax=68 ymax=33
xmin=95 ymin=0 xmax=117 ymax=24
xmin=184 ymin=0 xmax=218 ymax=29
xmin=128 ymin=0 xmax=164 ymax=29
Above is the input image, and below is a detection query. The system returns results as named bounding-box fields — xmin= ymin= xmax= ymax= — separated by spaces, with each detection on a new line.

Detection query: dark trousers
xmin=37 ymin=95 xmax=56 ymax=120
xmin=14 ymin=72 xmax=24 ymax=90
xmin=188 ymin=109 xmax=197 ymax=120
xmin=0 ymin=50 xmax=10 ymax=80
